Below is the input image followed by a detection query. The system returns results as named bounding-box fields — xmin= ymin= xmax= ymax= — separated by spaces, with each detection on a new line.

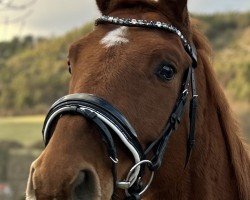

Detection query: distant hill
xmin=194 ymin=12 xmax=250 ymax=102
xmin=195 ymin=12 xmax=250 ymax=50
xmin=214 ymin=27 xmax=250 ymax=100
xmin=0 ymin=12 xmax=249 ymax=116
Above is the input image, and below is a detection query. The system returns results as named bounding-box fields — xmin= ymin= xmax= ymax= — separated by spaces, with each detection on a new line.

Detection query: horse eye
xmin=156 ymin=63 xmax=176 ymax=81
xmin=67 ymin=60 xmax=71 ymax=74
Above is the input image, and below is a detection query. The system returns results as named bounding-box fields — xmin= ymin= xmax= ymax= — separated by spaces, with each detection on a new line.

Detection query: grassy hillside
xmin=194 ymin=12 xmax=250 ymax=102
xmin=214 ymin=27 xmax=250 ymax=101
xmin=195 ymin=12 xmax=250 ymax=50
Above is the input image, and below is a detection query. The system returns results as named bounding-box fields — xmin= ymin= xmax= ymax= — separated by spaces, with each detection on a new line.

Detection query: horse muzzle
xmin=26 ymin=161 xmax=104 ymax=200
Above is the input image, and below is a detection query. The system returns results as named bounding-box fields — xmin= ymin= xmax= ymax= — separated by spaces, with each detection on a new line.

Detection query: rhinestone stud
xmin=131 ymin=19 xmax=137 ymax=24
xmin=108 ymin=16 xmax=113 ymax=21
xmin=156 ymin=21 xmax=162 ymax=27
xmin=138 ymin=20 xmax=144 ymax=25
xmin=113 ymin=17 xmax=118 ymax=23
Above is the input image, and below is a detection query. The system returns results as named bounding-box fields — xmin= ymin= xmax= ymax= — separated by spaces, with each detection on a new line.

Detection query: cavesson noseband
xmin=42 ymin=15 xmax=198 ymax=200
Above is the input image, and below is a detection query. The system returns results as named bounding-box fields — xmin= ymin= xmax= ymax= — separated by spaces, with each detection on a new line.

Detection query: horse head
xmin=26 ymin=0 xmax=250 ymax=199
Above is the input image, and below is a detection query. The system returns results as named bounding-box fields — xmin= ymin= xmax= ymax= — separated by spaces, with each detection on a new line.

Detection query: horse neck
xmin=185 ymin=56 xmax=243 ymax=199
xmin=146 ymin=33 xmax=250 ymax=199
xmin=193 ymin=54 xmax=250 ymax=199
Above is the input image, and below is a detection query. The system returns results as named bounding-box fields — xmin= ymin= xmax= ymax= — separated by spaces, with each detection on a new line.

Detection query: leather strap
xmin=144 ymin=67 xmax=192 ymax=170
xmin=185 ymin=67 xmax=198 ymax=167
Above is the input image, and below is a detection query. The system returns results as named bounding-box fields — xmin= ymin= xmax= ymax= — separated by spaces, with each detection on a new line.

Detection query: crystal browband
xmin=95 ymin=15 xmax=194 ymax=57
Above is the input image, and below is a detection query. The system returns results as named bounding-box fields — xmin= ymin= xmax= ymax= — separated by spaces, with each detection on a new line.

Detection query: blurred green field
xmin=0 ymin=111 xmax=249 ymax=147
xmin=0 ymin=115 xmax=43 ymax=146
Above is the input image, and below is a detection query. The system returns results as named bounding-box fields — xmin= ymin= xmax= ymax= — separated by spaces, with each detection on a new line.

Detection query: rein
xmin=42 ymin=15 xmax=198 ymax=200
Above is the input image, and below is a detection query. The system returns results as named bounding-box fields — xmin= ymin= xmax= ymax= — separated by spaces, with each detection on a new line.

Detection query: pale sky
xmin=0 ymin=0 xmax=249 ymax=41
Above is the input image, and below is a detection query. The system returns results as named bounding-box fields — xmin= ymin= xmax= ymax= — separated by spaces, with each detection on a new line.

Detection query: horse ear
xmin=156 ymin=0 xmax=189 ymax=26
xmin=96 ymin=0 xmax=111 ymax=14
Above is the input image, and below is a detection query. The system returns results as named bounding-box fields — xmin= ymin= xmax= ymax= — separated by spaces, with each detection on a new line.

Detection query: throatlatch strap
xmin=185 ymin=68 xmax=198 ymax=167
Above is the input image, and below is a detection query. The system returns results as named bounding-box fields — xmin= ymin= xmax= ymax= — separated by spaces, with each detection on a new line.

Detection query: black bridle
xmin=42 ymin=15 xmax=198 ymax=200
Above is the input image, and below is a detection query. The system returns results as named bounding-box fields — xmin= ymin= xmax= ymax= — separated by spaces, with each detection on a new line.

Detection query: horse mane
xmin=191 ymin=19 xmax=250 ymax=199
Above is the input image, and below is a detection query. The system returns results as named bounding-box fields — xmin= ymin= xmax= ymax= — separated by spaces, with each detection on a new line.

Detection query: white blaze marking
xmin=101 ymin=26 xmax=129 ymax=48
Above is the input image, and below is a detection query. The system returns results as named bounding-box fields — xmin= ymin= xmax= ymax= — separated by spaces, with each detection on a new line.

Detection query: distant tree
xmin=23 ymin=35 xmax=33 ymax=45
xmin=0 ymin=35 xmax=34 ymax=60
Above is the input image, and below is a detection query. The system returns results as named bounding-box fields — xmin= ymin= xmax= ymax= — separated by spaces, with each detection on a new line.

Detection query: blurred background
xmin=0 ymin=0 xmax=249 ymax=199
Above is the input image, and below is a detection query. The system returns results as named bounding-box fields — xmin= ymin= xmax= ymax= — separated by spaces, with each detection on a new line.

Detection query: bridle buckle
xmin=117 ymin=160 xmax=155 ymax=197
xmin=116 ymin=181 xmax=131 ymax=190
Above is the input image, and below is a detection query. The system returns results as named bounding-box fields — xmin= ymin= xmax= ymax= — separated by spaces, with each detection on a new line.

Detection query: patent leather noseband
xmin=42 ymin=15 xmax=198 ymax=200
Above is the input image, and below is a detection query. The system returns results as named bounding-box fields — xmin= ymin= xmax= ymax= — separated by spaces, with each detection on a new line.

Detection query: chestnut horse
xmin=26 ymin=0 xmax=250 ymax=199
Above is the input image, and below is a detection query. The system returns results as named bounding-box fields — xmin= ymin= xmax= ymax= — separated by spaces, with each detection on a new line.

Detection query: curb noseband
xmin=42 ymin=15 xmax=198 ymax=200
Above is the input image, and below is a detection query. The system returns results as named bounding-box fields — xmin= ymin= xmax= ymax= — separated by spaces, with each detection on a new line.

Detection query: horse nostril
xmin=72 ymin=170 xmax=98 ymax=200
